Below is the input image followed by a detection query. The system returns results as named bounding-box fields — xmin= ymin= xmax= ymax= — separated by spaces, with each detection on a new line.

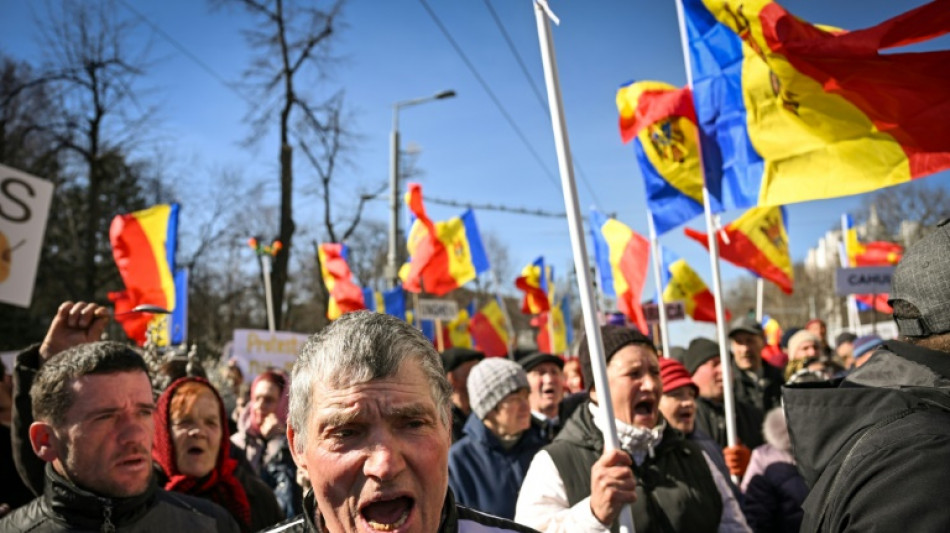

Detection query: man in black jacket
xmin=728 ymin=316 xmax=783 ymax=413
xmin=785 ymin=219 xmax=950 ymax=532
xmin=1 ymin=301 xmax=238 ymax=532
xmin=265 ymin=312 xmax=537 ymax=533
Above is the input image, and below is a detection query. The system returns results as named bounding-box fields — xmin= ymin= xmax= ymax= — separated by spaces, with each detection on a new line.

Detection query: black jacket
xmin=784 ymin=340 xmax=950 ymax=532
xmin=694 ymin=396 xmax=764 ymax=450
xmin=733 ymin=362 xmax=783 ymax=414
xmin=544 ymin=402 xmax=722 ymax=533
xmin=0 ymin=464 xmax=239 ymax=532
xmin=259 ymin=487 xmax=539 ymax=532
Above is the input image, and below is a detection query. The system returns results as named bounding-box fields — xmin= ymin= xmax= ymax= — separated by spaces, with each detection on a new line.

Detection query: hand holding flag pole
xmin=532 ymin=2 xmax=635 ymax=531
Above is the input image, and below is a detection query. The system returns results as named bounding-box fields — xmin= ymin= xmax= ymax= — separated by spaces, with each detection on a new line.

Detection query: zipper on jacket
xmin=99 ymin=498 xmax=116 ymax=533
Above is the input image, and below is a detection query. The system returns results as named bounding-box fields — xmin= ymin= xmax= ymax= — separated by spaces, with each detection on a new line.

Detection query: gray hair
xmin=288 ymin=311 xmax=452 ymax=452
xmin=32 ymin=341 xmax=150 ymax=427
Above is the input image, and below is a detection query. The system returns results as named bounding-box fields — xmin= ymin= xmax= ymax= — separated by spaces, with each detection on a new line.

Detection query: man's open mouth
xmin=361 ymin=496 xmax=413 ymax=531
xmin=187 ymin=446 xmax=205 ymax=456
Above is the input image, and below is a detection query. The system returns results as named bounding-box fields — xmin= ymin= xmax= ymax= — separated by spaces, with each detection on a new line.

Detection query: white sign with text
xmin=0 ymin=164 xmax=54 ymax=307
xmin=416 ymin=298 xmax=459 ymax=321
xmin=230 ymin=329 xmax=309 ymax=380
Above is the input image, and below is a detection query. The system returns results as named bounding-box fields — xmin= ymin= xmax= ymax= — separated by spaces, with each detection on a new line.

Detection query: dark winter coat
xmin=733 ymin=362 xmax=784 ymax=414
xmin=258 ymin=487 xmax=540 ymax=532
xmin=544 ymin=402 xmax=723 ymax=533
xmin=784 ymin=340 xmax=950 ymax=532
xmin=694 ymin=396 xmax=764 ymax=450
xmin=740 ymin=408 xmax=806 ymax=533
xmin=0 ymin=464 xmax=239 ymax=532
xmin=448 ymin=413 xmax=546 ymax=519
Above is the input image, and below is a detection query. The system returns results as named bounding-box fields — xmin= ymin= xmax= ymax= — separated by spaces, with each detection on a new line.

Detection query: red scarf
xmin=153 ymin=377 xmax=252 ymax=531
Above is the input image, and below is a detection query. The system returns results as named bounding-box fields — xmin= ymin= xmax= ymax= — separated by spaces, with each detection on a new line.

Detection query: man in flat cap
xmin=785 ymin=219 xmax=950 ymax=532
xmin=441 ymin=348 xmax=484 ymax=442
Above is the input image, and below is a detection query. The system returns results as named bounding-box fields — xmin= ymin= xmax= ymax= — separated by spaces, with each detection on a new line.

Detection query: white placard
xmin=416 ymin=298 xmax=459 ymax=321
xmin=230 ymin=329 xmax=310 ymax=381
xmin=835 ymin=266 xmax=895 ymax=296
xmin=0 ymin=164 xmax=54 ymax=308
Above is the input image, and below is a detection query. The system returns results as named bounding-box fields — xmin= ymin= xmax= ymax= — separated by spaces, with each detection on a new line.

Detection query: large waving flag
xmin=469 ymin=297 xmax=510 ymax=357
xmin=108 ymin=204 xmax=179 ymax=346
xmin=683 ymin=0 xmax=950 ymax=210
xmin=684 ymin=206 xmax=793 ymax=294
xmin=589 ymin=210 xmax=649 ymax=333
xmin=401 ymin=184 xmax=490 ymax=296
xmin=536 ymin=296 xmax=574 ymax=354
xmin=659 ymin=247 xmax=722 ymax=323
xmin=318 ymin=243 xmax=366 ymax=320
xmin=616 ymin=80 xmax=708 ymax=234
xmin=515 ymin=256 xmax=551 ymax=314
xmin=361 ymin=285 xmax=407 ymax=320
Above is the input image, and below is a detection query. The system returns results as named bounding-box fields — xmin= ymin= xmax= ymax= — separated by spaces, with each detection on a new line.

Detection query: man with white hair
xmin=263 ymin=311 xmax=537 ymax=533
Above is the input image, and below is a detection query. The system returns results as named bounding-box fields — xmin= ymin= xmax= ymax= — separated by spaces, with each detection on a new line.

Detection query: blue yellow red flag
xmin=402 ymin=183 xmax=490 ymax=295
xmin=843 ymin=215 xmax=901 ymax=313
xmin=446 ymin=305 xmax=474 ymax=349
xmin=659 ymin=247 xmax=722 ymax=323
xmin=318 ymin=243 xmax=366 ymax=320
xmin=684 ymin=206 xmax=793 ymax=294
xmin=470 ymin=297 xmax=510 ymax=357
xmin=361 ymin=285 xmax=407 ymax=320
xmin=515 ymin=257 xmax=550 ymax=314
xmin=589 ymin=210 xmax=650 ymax=333
xmin=616 ymin=80 xmax=708 ymax=234
xmin=536 ymin=296 xmax=574 ymax=354
xmin=683 ymin=0 xmax=950 ymax=209
xmin=108 ymin=203 xmax=179 ymax=346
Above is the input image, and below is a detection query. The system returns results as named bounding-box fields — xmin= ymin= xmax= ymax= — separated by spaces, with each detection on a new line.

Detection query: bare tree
xmin=215 ymin=0 xmax=346 ymax=328
xmin=856 ymin=181 xmax=949 ymax=244
xmin=36 ymin=0 xmax=159 ymax=300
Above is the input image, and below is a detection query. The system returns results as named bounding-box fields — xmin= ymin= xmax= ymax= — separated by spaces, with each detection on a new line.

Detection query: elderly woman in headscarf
xmin=153 ymin=377 xmax=283 ymax=532
xmin=229 ymin=369 xmax=300 ymax=517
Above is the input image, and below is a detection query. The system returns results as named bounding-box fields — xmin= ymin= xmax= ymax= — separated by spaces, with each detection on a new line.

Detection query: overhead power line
xmin=417 ymin=0 xmax=562 ymax=192
xmin=424 ymin=195 xmax=566 ymax=218
xmin=480 ymin=0 xmax=604 ymax=208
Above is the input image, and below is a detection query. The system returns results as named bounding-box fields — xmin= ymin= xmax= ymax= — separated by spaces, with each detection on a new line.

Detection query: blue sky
xmin=2 ymin=0 xmax=948 ymax=341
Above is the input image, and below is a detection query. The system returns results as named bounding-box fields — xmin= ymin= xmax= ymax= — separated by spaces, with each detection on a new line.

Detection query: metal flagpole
xmin=674 ymin=0 xmax=739 ymax=459
xmin=647 ymin=216 xmax=672 ymax=358
xmin=260 ymin=255 xmax=276 ymax=332
xmin=532 ymin=2 xmax=635 ymax=531
xmin=756 ymin=278 xmax=765 ymax=323
xmin=840 ymin=215 xmax=862 ymax=331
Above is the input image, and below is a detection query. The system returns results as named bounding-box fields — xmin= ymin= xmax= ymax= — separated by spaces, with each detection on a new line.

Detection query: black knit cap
xmin=440 ymin=347 xmax=484 ymax=373
xmin=578 ymin=325 xmax=655 ymax=392
xmin=684 ymin=337 xmax=720 ymax=375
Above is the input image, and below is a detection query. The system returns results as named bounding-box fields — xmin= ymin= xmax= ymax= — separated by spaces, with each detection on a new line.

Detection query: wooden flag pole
xmin=647 ymin=216 xmax=672 ymax=358
xmin=532 ymin=2 xmax=635 ymax=531
xmin=674 ymin=0 xmax=739 ymax=462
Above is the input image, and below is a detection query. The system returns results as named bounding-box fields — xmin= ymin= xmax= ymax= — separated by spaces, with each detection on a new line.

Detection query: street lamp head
xmin=434 ymin=89 xmax=456 ymax=100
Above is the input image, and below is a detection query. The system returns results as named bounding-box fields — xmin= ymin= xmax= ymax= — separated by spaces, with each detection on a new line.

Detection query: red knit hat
xmin=660 ymin=357 xmax=698 ymax=395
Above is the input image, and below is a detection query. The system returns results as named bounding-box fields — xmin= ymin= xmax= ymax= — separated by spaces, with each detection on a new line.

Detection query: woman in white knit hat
xmin=447 ymin=357 xmax=547 ymax=520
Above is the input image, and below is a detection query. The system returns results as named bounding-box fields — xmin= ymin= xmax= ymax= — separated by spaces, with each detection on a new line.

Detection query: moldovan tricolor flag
xmin=589 ymin=209 xmax=649 ymax=333
xmin=515 ymin=257 xmax=551 ymax=314
xmin=843 ymin=215 xmax=901 ymax=313
xmin=683 ymin=0 xmax=950 ymax=209
xmin=616 ymin=80 xmax=708 ymax=234
xmin=402 ymin=183 xmax=490 ymax=295
xmin=536 ymin=296 xmax=574 ymax=354
xmin=362 ymin=285 xmax=407 ymax=320
xmin=446 ymin=304 xmax=474 ymax=349
xmin=318 ymin=243 xmax=366 ymax=320
xmin=684 ymin=206 xmax=793 ymax=294
xmin=470 ymin=297 xmax=510 ymax=357
xmin=108 ymin=204 xmax=179 ymax=346
xmin=659 ymin=247 xmax=722 ymax=324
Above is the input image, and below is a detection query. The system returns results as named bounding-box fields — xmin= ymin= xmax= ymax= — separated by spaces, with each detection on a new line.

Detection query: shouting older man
xmin=267 ymin=312 xmax=537 ymax=533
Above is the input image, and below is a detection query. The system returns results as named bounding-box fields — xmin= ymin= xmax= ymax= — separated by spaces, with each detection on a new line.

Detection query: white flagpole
xmin=647 ymin=216 xmax=672 ymax=358
xmin=674 ymin=0 xmax=739 ymax=456
xmin=532 ymin=3 xmax=635 ymax=531
xmin=260 ymin=254 xmax=276 ymax=332
xmin=839 ymin=215 xmax=862 ymax=331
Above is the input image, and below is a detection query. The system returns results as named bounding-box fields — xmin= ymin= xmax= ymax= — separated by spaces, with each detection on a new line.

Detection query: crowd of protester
xmin=2 ymin=219 xmax=950 ymax=532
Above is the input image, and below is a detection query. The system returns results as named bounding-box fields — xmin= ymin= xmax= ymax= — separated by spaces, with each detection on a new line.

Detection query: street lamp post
xmin=386 ymin=89 xmax=456 ymax=288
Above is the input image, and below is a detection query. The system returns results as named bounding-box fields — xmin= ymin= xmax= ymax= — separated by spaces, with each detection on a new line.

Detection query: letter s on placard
xmin=0 ymin=177 xmax=35 ymax=223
